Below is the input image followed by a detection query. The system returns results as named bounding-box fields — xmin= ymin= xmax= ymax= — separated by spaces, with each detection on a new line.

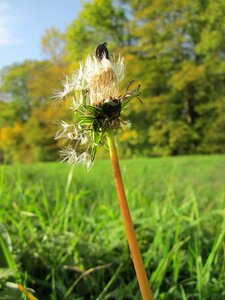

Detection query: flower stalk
xmin=54 ymin=42 xmax=154 ymax=299
xmin=107 ymin=133 xmax=153 ymax=300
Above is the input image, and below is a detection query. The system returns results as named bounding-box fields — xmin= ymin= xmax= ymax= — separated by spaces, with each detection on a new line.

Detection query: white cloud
xmin=0 ymin=18 xmax=12 ymax=46
xmin=0 ymin=1 xmax=15 ymax=46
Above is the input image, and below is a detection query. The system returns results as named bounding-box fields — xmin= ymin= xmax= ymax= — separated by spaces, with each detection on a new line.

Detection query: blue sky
xmin=0 ymin=0 xmax=82 ymax=69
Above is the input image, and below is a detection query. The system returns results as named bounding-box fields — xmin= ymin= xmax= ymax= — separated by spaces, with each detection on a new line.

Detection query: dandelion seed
xmin=60 ymin=146 xmax=77 ymax=163
xmin=52 ymin=75 xmax=73 ymax=103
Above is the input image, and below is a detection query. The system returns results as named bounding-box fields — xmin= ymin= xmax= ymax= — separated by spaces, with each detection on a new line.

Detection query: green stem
xmin=107 ymin=133 xmax=153 ymax=300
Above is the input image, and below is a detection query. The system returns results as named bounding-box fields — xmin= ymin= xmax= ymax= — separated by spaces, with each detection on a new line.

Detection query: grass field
xmin=0 ymin=155 xmax=225 ymax=299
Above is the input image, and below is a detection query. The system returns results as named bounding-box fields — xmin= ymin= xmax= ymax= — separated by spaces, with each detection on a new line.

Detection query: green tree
xmin=120 ymin=0 xmax=225 ymax=155
xmin=0 ymin=60 xmax=69 ymax=162
xmin=41 ymin=27 xmax=66 ymax=62
xmin=66 ymin=0 xmax=128 ymax=61
xmin=1 ymin=61 xmax=35 ymax=122
xmin=1 ymin=0 xmax=225 ymax=162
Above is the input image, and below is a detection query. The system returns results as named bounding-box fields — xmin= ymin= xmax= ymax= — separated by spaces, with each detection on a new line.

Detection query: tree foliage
xmin=0 ymin=0 xmax=225 ymax=162
xmin=41 ymin=27 xmax=66 ymax=62
xmin=66 ymin=0 xmax=128 ymax=61
xmin=0 ymin=61 xmax=69 ymax=162
xmin=120 ymin=0 xmax=225 ymax=155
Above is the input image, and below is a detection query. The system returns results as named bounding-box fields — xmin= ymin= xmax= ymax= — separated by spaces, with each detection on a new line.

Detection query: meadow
xmin=0 ymin=155 xmax=224 ymax=299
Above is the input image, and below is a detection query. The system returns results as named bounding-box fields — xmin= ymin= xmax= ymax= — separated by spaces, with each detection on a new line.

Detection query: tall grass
xmin=0 ymin=155 xmax=224 ymax=299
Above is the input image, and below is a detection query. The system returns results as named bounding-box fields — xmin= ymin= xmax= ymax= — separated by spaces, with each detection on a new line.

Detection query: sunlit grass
xmin=0 ymin=155 xmax=225 ymax=299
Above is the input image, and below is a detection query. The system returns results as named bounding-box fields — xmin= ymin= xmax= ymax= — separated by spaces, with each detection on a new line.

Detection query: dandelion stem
xmin=107 ymin=133 xmax=154 ymax=300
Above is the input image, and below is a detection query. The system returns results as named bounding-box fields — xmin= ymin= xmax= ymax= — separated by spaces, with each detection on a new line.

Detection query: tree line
xmin=1 ymin=0 xmax=225 ymax=163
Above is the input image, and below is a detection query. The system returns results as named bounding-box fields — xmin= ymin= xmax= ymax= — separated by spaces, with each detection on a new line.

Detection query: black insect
xmin=101 ymin=100 xmax=122 ymax=120
xmin=95 ymin=42 xmax=109 ymax=60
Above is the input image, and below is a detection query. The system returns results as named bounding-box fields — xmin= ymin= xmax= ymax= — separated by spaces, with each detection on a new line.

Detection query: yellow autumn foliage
xmin=120 ymin=129 xmax=138 ymax=145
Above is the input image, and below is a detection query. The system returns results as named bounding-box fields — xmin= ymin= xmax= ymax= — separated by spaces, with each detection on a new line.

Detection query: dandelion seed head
xmin=82 ymin=54 xmax=124 ymax=105
xmin=53 ymin=45 xmax=124 ymax=107
xmin=53 ymin=43 xmax=140 ymax=169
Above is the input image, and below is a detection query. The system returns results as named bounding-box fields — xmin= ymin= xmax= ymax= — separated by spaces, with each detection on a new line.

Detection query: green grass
xmin=0 ymin=155 xmax=225 ymax=299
